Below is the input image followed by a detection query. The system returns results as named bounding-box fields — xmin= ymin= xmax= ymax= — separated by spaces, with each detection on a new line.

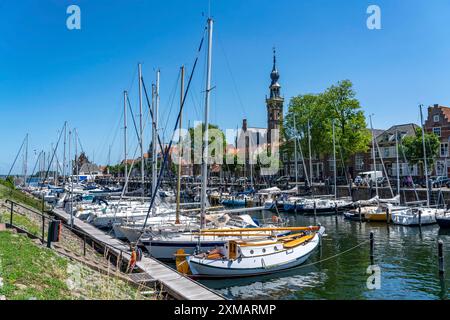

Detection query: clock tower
xmin=266 ymin=48 xmax=284 ymax=145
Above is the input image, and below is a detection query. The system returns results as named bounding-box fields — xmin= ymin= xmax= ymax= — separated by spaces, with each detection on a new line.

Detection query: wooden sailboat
xmin=177 ymin=226 xmax=325 ymax=278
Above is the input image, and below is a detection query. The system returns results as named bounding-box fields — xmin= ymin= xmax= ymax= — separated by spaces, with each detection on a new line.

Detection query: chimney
xmin=243 ymin=119 xmax=247 ymax=131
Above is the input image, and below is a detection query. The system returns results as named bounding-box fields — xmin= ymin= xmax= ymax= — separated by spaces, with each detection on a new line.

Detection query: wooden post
xmin=358 ymin=204 xmax=362 ymax=222
xmin=418 ymin=209 xmax=422 ymax=227
xmin=314 ymin=201 xmax=317 ymax=218
xmin=41 ymin=215 xmax=45 ymax=244
xmin=438 ymin=240 xmax=445 ymax=275
xmin=10 ymin=202 xmax=13 ymax=226
xmin=386 ymin=207 xmax=390 ymax=224
xmin=370 ymin=232 xmax=374 ymax=264
xmin=83 ymin=234 xmax=86 ymax=256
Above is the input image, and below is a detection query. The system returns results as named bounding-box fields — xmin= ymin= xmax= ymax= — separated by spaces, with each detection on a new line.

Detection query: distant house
xmin=371 ymin=123 xmax=420 ymax=177
xmin=424 ymin=104 xmax=450 ymax=177
xmin=78 ymin=163 xmax=101 ymax=176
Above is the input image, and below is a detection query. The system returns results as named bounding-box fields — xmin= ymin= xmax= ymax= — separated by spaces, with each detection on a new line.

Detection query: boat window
xmin=262 ymin=248 xmax=266 ymax=253
xmin=274 ymin=246 xmax=278 ymax=251
xmin=250 ymin=250 xmax=254 ymax=254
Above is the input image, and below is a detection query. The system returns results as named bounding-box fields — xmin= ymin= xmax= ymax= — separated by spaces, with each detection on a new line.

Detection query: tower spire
xmin=272 ymin=47 xmax=277 ymax=71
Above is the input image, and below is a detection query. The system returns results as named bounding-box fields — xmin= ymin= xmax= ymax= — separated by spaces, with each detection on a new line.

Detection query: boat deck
xmin=51 ymin=208 xmax=224 ymax=300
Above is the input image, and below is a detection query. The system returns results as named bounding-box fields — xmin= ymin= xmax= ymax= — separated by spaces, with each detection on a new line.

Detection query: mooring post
xmin=386 ymin=207 xmax=390 ymax=224
xmin=370 ymin=231 xmax=374 ymax=264
xmin=83 ymin=234 xmax=87 ymax=256
xmin=10 ymin=201 xmax=13 ymax=226
xmin=438 ymin=240 xmax=445 ymax=275
xmin=358 ymin=203 xmax=362 ymax=222
xmin=41 ymin=215 xmax=45 ymax=244
xmin=314 ymin=201 xmax=317 ymax=217
xmin=295 ymin=201 xmax=298 ymax=214
xmin=418 ymin=209 xmax=422 ymax=227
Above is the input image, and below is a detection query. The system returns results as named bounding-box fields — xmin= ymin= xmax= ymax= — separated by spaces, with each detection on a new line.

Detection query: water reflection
xmin=196 ymin=211 xmax=450 ymax=300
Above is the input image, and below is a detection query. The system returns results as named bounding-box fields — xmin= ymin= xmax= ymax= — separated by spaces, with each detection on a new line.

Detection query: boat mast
xmin=152 ymin=70 xmax=160 ymax=199
xmin=369 ymin=115 xmax=379 ymax=199
xmin=395 ymin=129 xmax=400 ymax=198
xmin=138 ymin=63 xmax=145 ymax=201
xmin=293 ymin=114 xmax=298 ymax=190
xmin=69 ymin=128 xmax=73 ymax=227
xmin=63 ymin=122 xmax=67 ymax=185
xmin=332 ymin=119 xmax=337 ymax=201
xmin=124 ymin=90 xmax=128 ymax=193
xmin=200 ymin=18 xmax=213 ymax=229
xmin=308 ymin=119 xmax=313 ymax=189
xmin=74 ymin=129 xmax=77 ymax=184
xmin=24 ymin=134 xmax=28 ymax=187
xmin=176 ymin=66 xmax=185 ymax=224
xmin=420 ymin=104 xmax=430 ymax=207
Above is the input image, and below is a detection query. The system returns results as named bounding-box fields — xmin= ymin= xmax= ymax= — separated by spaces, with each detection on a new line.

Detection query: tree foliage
xmin=401 ymin=127 xmax=440 ymax=171
xmin=283 ymin=80 xmax=371 ymax=167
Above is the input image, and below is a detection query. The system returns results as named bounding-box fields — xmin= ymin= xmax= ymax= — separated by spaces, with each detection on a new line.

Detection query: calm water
xmin=196 ymin=210 xmax=450 ymax=300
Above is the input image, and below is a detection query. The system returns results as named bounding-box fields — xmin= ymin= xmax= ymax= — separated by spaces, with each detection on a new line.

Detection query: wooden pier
xmin=51 ymin=208 xmax=225 ymax=300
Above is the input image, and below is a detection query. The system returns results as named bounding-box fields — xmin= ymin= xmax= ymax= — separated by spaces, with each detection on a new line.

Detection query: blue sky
xmin=1 ymin=0 xmax=450 ymax=174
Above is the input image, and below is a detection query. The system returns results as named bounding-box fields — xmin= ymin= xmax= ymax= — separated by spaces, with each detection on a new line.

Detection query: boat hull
xmin=187 ymin=229 xmax=323 ymax=278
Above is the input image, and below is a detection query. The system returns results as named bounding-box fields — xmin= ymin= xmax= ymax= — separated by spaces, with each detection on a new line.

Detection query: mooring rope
xmin=165 ymin=238 xmax=371 ymax=281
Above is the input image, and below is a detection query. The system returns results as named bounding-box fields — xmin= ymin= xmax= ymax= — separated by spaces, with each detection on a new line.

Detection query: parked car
xmin=275 ymin=176 xmax=291 ymax=184
xmin=376 ymin=177 xmax=388 ymax=187
xmin=431 ymin=176 xmax=450 ymax=187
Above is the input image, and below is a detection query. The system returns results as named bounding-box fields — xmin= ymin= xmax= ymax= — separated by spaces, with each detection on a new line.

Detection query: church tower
xmin=266 ymin=48 xmax=284 ymax=145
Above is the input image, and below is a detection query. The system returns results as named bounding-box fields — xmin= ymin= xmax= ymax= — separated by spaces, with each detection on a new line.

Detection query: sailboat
xmin=177 ymin=225 xmax=325 ymax=278
xmin=391 ymin=106 xmax=444 ymax=226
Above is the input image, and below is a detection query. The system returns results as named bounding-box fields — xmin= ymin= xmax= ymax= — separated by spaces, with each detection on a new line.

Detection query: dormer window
xmin=434 ymin=115 xmax=440 ymax=122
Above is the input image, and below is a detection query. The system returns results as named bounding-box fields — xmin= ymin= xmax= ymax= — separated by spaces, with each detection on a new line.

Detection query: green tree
xmin=401 ymin=127 xmax=440 ymax=174
xmin=187 ymin=123 xmax=227 ymax=176
xmin=283 ymin=80 xmax=370 ymax=175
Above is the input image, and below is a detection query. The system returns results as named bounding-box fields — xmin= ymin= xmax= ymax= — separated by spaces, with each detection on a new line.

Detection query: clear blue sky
xmin=2 ymin=0 xmax=450 ymax=174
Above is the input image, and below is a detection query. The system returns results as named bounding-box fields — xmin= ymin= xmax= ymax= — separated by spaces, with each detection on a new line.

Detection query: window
xmin=384 ymin=147 xmax=389 ymax=158
xmin=441 ymin=143 xmax=448 ymax=157
xmin=433 ymin=127 xmax=441 ymax=137
xmin=355 ymin=154 xmax=364 ymax=170
xmin=434 ymin=115 xmax=440 ymax=122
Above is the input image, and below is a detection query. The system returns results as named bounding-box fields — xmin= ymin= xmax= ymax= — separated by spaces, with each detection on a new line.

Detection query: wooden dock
xmin=51 ymin=208 xmax=225 ymax=300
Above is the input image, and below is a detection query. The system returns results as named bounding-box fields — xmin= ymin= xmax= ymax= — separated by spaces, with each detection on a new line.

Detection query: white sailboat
xmin=178 ymin=226 xmax=325 ymax=278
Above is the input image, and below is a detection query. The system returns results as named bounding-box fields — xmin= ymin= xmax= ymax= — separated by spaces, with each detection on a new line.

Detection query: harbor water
xmin=196 ymin=210 xmax=450 ymax=300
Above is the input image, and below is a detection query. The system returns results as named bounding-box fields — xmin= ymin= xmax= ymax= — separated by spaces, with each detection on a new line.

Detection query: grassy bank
xmin=0 ymin=180 xmax=46 ymax=212
xmin=0 ymin=183 xmax=155 ymax=300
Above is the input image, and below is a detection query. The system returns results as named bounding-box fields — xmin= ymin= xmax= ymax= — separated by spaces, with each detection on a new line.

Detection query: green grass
xmin=0 ymin=182 xmax=46 ymax=212
xmin=0 ymin=231 xmax=71 ymax=300
xmin=0 ymin=211 xmax=42 ymax=237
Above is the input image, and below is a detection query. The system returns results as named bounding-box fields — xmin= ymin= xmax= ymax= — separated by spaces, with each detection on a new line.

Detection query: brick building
xmin=424 ymin=104 xmax=450 ymax=177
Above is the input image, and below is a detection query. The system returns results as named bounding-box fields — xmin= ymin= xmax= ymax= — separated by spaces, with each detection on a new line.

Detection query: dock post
xmin=41 ymin=216 xmax=45 ymax=244
xmin=370 ymin=232 xmax=374 ymax=264
xmin=386 ymin=207 xmax=390 ymax=224
xmin=418 ymin=209 xmax=422 ymax=227
xmin=9 ymin=201 xmax=13 ymax=226
xmin=83 ymin=234 xmax=86 ymax=256
xmin=358 ymin=204 xmax=362 ymax=222
xmin=438 ymin=240 xmax=445 ymax=275
xmin=335 ymin=203 xmax=338 ymax=223
xmin=295 ymin=201 xmax=298 ymax=214
xmin=314 ymin=201 xmax=317 ymax=218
